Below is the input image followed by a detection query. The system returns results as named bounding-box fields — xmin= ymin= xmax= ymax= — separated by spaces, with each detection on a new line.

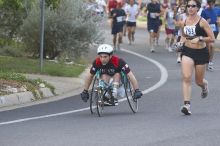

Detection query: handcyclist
xmin=80 ymin=44 xmax=142 ymax=105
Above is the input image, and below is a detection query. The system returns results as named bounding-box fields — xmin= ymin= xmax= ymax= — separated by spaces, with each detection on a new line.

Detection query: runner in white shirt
xmin=175 ymin=3 xmax=187 ymax=63
xmin=125 ymin=0 xmax=140 ymax=44
xmin=122 ymin=1 xmax=129 ymax=36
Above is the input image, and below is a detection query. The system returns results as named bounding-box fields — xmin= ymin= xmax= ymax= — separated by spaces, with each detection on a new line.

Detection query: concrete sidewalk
xmin=0 ymin=68 xmax=89 ymax=111
xmin=25 ymin=73 xmax=85 ymax=95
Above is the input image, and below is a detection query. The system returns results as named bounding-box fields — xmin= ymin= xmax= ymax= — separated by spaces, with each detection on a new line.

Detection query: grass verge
xmin=0 ymin=56 xmax=86 ymax=77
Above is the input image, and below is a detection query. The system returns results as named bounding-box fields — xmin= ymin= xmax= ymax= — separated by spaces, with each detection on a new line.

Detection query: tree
xmin=0 ymin=0 xmax=25 ymax=46
xmin=0 ymin=0 xmax=61 ymax=47
xmin=20 ymin=0 xmax=104 ymax=60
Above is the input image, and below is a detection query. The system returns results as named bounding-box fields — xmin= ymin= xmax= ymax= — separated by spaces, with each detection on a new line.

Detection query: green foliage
xmin=0 ymin=0 xmax=25 ymax=44
xmin=0 ymin=0 xmax=61 ymax=52
xmin=0 ymin=39 xmax=25 ymax=57
xmin=0 ymin=71 xmax=27 ymax=82
xmin=45 ymin=0 xmax=60 ymax=9
xmin=19 ymin=0 xmax=104 ymax=60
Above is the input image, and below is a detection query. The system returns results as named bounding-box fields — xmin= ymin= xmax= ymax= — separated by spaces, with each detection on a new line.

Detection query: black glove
xmin=134 ymin=89 xmax=142 ymax=99
xmin=81 ymin=89 xmax=89 ymax=102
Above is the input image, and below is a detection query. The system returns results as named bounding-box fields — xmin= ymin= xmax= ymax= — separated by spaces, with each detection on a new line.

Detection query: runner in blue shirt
xmin=145 ymin=0 xmax=163 ymax=52
xmin=201 ymin=0 xmax=220 ymax=71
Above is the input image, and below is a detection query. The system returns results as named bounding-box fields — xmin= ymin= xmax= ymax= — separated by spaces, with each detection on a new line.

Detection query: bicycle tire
xmin=90 ymin=77 xmax=98 ymax=114
xmin=96 ymin=90 xmax=104 ymax=117
xmin=124 ymin=77 xmax=138 ymax=113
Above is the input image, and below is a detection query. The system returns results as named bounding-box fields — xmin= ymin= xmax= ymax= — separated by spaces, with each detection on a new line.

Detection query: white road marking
xmin=0 ymin=49 xmax=168 ymax=126
xmin=122 ymin=49 xmax=168 ymax=95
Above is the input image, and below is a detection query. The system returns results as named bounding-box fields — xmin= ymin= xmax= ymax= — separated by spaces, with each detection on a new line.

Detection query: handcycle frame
xmin=89 ymin=70 xmax=138 ymax=117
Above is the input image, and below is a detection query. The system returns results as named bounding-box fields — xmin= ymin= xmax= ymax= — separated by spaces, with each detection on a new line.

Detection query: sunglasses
xmin=187 ymin=4 xmax=197 ymax=8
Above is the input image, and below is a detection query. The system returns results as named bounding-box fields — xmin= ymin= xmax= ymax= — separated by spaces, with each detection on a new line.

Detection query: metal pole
xmin=40 ymin=0 xmax=45 ymax=72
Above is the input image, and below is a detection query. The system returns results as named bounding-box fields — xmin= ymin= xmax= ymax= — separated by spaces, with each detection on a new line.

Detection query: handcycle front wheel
xmin=124 ymin=79 xmax=138 ymax=113
xmin=96 ymin=91 xmax=104 ymax=117
xmin=90 ymin=76 xmax=105 ymax=117
xmin=90 ymin=77 xmax=98 ymax=114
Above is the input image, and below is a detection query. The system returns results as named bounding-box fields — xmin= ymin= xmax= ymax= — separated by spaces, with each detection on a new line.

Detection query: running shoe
xmin=113 ymin=98 xmax=118 ymax=106
xmin=103 ymin=97 xmax=112 ymax=106
xmin=201 ymin=80 xmax=209 ymax=98
xmin=168 ymin=47 xmax=173 ymax=52
xmin=177 ymin=57 xmax=181 ymax=63
xmin=103 ymin=101 xmax=112 ymax=106
xmin=150 ymin=48 xmax=155 ymax=53
xmin=150 ymin=45 xmax=155 ymax=53
xmin=181 ymin=104 xmax=192 ymax=115
xmin=103 ymin=97 xmax=118 ymax=106
xmin=208 ymin=62 xmax=214 ymax=71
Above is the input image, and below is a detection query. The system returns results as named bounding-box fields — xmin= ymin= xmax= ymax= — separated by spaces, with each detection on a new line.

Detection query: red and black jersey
xmin=90 ymin=55 xmax=130 ymax=76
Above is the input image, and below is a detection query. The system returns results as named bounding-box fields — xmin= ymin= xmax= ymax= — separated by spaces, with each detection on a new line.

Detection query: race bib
xmin=184 ymin=26 xmax=196 ymax=37
xmin=116 ymin=16 xmax=123 ymax=22
xmin=168 ymin=12 xmax=174 ymax=18
xmin=210 ymin=24 xmax=217 ymax=31
xmin=150 ymin=13 xmax=156 ymax=19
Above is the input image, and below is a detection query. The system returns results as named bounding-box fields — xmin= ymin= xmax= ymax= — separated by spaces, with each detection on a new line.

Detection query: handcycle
xmin=89 ymin=70 xmax=138 ymax=117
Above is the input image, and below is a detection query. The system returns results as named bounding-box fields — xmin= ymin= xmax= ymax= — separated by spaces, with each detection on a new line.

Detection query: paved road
xmin=0 ymin=23 xmax=220 ymax=146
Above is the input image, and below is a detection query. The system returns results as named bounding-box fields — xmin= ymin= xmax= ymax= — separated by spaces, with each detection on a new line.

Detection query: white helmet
xmin=97 ymin=44 xmax=113 ymax=55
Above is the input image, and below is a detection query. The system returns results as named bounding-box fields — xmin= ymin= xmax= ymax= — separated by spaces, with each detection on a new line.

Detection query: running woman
xmin=178 ymin=0 xmax=215 ymax=115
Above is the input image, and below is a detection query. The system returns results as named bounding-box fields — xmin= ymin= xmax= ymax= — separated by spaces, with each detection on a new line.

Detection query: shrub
xmin=19 ymin=0 xmax=104 ymax=60
xmin=0 ymin=44 xmax=25 ymax=57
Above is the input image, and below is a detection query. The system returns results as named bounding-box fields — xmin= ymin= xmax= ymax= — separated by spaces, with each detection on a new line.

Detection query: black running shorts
xmin=181 ymin=46 xmax=209 ymax=65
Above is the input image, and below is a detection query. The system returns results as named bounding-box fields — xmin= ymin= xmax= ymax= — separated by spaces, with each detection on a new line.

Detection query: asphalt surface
xmin=0 ymin=20 xmax=220 ymax=146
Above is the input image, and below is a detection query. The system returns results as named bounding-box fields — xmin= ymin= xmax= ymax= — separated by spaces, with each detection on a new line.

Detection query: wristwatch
xmin=199 ymin=36 xmax=204 ymax=41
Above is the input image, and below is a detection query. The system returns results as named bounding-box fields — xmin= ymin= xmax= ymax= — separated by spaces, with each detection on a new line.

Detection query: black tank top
xmin=183 ymin=17 xmax=207 ymax=39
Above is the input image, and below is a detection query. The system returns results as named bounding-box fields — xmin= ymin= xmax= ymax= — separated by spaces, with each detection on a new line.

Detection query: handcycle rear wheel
xmin=124 ymin=78 xmax=138 ymax=113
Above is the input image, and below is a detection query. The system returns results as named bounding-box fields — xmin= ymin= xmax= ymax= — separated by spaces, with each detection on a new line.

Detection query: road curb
xmin=0 ymin=88 xmax=54 ymax=108
xmin=0 ymin=67 xmax=89 ymax=111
